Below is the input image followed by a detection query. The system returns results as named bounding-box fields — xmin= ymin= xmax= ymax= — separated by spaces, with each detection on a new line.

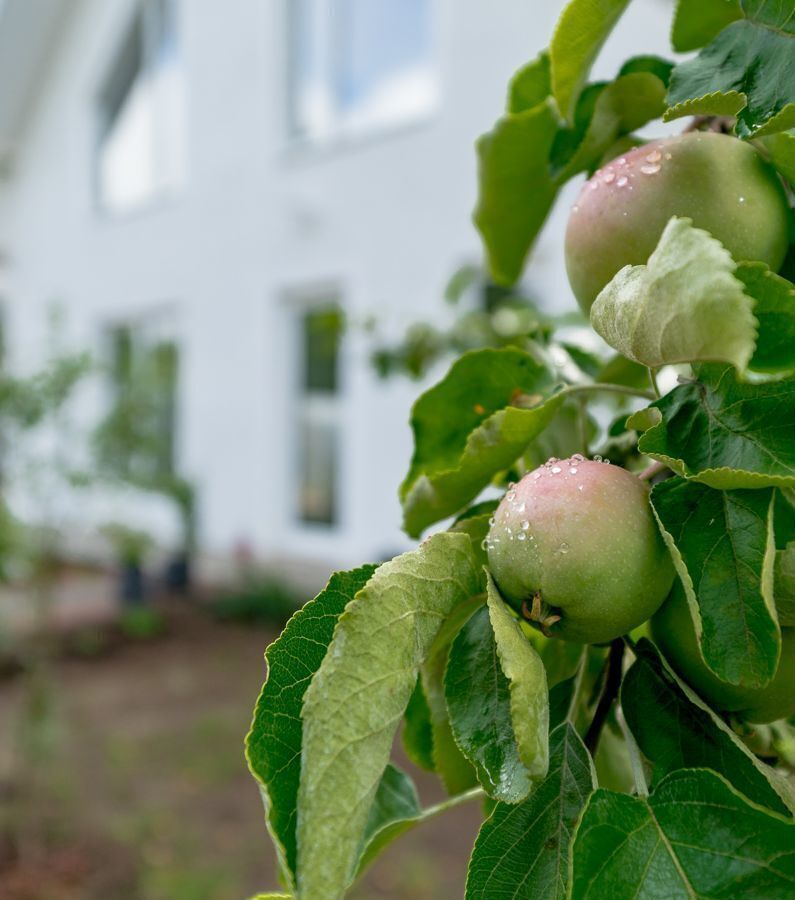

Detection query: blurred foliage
xmin=93 ymin=327 xmax=197 ymax=553
xmin=101 ymin=522 xmax=155 ymax=566
xmin=371 ymin=265 xmax=559 ymax=381
xmin=119 ymin=606 xmax=166 ymax=641
xmin=210 ymin=576 xmax=303 ymax=628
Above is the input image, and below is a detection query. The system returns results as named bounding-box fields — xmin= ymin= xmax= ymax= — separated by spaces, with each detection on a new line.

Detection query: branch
xmin=584 ymin=639 xmax=625 ymax=756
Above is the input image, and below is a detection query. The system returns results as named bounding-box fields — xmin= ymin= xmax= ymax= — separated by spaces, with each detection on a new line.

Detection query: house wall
xmin=0 ymin=0 xmax=673 ymax=582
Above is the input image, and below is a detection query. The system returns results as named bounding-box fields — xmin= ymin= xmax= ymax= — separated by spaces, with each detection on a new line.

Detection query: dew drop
xmin=517 ymin=532 xmax=526 ymax=541
xmin=578 ymin=485 xmax=584 ymax=492
xmin=603 ymin=171 xmax=616 ymax=184
xmin=593 ymin=454 xmax=603 ymax=462
xmin=545 ymin=457 xmax=559 ymax=467
xmin=738 ymin=196 xmax=746 ymax=204
xmin=571 ymin=453 xmax=584 ymax=462
xmin=520 ymin=520 xmax=530 ymax=531
xmin=551 ymin=466 xmax=562 ymax=474
xmin=506 ymin=490 xmax=516 ymax=502
xmin=589 ymin=181 xmax=599 ymax=190
xmin=618 ymin=157 xmax=627 ymax=165
xmin=559 ymin=542 xmax=569 ymax=554
xmin=517 ymin=502 xmax=526 ymax=513
xmin=533 ymin=471 xmax=542 ymax=480
xmin=640 ymin=164 xmax=661 ymax=175
xmin=480 ymin=538 xmax=489 ymax=550
xmin=616 ymin=176 xmax=628 ymax=187
xmin=645 ymin=149 xmax=662 ymax=163
xmin=569 ymin=467 xmax=578 ymax=475
xmin=488 ymin=516 xmax=495 ymax=526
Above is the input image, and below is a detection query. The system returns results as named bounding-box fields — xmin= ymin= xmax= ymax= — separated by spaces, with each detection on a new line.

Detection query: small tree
xmin=246 ymin=2 xmax=795 ymax=897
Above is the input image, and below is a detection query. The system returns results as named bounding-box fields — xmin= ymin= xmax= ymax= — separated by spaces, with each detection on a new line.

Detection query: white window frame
xmin=94 ymin=0 xmax=186 ymax=216
xmin=284 ymin=290 xmax=347 ymax=533
xmin=285 ymin=0 xmax=440 ymax=148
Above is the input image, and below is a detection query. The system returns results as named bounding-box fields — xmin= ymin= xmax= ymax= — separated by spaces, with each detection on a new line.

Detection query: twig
xmin=584 ymin=639 xmax=625 ymax=756
xmin=638 ymin=461 xmax=667 ymax=482
xmin=648 ymin=367 xmax=662 ymax=399
xmin=560 ymin=382 xmax=656 ymax=402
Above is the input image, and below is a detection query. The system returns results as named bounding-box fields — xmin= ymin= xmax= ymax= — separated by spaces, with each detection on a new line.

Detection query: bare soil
xmin=0 ymin=604 xmax=482 ymax=900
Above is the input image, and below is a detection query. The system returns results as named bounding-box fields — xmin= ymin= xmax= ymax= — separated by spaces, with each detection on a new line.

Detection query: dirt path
xmin=0 ymin=606 xmax=481 ymax=899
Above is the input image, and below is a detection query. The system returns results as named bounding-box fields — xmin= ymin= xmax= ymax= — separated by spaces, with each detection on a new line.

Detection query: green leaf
xmin=465 ymin=724 xmax=594 ymax=900
xmin=357 ymin=763 xmax=421 ymax=870
xmin=666 ymin=2 xmax=795 ymax=138
xmin=650 ymin=478 xmax=780 ymax=688
xmin=486 ymin=575 xmax=549 ymax=783
xmin=628 ymin=364 xmax=795 ymax=489
xmin=736 ymin=263 xmax=795 ymax=374
xmin=763 ymin=129 xmax=795 ymax=183
xmin=570 ymin=769 xmax=795 ymax=899
xmin=474 ymin=100 xmax=559 ymax=286
xmin=775 ymin=542 xmax=795 ymax=624
xmin=296 ymin=533 xmax=482 ymax=900
xmin=421 ymin=595 xmax=482 ymax=795
xmin=548 ymin=675 xmax=576 ymax=730
xmin=671 ymin=0 xmax=742 ymax=52
xmin=591 ymin=217 xmax=758 ymax=373
xmin=445 ymin=605 xmax=535 ymax=802
xmin=402 ymin=678 xmax=435 ymax=771
xmin=508 ymin=51 xmax=551 ymax=114
xmin=245 ymin=565 xmax=377 ymax=887
xmin=400 ymin=348 xmax=563 ymax=537
xmin=622 ymin=639 xmax=794 ymax=816
xmin=617 ymin=54 xmax=675 ymax=84
xmin=552 ymin=72 xmax=668 ymax=182
xmin=444 ymin=578 xmax=549 ymax=804
xmin=357 ymin=785 xmax=484 ymax=878
xmin=549 ymin=0 xmax=633 ymax=122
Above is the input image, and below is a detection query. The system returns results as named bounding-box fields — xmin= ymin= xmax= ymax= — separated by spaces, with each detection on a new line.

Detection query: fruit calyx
xmin=521 ymin=591 xmax=563 ymax=637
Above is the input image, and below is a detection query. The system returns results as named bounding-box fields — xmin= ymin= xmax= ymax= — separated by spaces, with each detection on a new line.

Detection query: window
xmin=288 ymin=0 xmax=437 ymax=143
xmin=96 ymin=0 xmax=186 ymax=214
xmin=95 ymin=317 xmax=179 ymax=485
xmin=295 ymin=304 xmax=344 ymax=526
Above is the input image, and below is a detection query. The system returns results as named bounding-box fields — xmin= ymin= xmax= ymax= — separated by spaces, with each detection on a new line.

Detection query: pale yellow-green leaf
xmin=486 ymin=574 xmax=549 ymax=782
xmin=591 ymin=217 xmax=757 ymax=372
xmin=296 ymin=532 xmax=482 ymax=900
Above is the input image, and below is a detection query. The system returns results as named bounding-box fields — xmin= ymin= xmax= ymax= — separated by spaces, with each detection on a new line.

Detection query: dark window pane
xmin=303 ymin=306 xmax=343 ymax=393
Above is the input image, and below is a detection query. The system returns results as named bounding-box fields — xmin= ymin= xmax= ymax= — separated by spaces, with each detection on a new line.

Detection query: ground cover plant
xmin=246 ymin=1 xmax=795 ymax=897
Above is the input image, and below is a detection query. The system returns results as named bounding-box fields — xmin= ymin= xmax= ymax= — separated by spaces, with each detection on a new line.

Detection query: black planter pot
xmin=164 ymin=552 xmax=191 ymax=593
xmin=119 ymin=562 xmax=145 ymax=606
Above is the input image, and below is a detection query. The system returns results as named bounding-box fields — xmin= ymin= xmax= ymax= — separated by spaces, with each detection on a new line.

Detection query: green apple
xmin=486 ymin=457 xmax=674 ymax=644
xmin=565 ymin=131 xmax=791 ymax=312
xmin=650 ymin=581 xmax=795 ymax=723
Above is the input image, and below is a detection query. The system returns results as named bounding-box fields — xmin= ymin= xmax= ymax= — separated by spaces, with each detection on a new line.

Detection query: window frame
xmin=284 ymin=0 xmax=441 ymax=149
xmin=93 ymin=0 xmax=186 ymax=217
xmin=283 ymin=289 xmax=347 ymax=533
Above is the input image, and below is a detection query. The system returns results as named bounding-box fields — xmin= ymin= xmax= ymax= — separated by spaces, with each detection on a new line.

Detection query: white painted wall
xmin=0 ymin=0 xmax=674 ymax=581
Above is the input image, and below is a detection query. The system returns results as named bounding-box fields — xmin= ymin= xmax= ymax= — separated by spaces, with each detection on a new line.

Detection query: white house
xmin=0 ymin=0 xmax=672 ymax=585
